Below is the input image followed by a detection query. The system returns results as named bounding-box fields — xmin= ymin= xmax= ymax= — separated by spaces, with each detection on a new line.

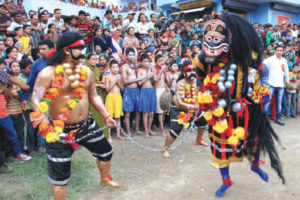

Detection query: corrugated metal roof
xmin=238 ymin=0 xmax=300 ymax=7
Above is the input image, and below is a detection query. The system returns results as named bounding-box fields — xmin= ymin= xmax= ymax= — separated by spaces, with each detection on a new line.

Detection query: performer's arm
xmin=31 ymin=67 xmax=54 ymax=122
xmin=174 ymin=82 xmax=193 ymax=111
xmin=88 ymin=71 xmax=116 ymax=127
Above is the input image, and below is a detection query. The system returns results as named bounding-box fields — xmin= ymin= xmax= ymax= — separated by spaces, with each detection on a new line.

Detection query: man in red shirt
xmin=75 ymin=10 xmax=93 ymax=52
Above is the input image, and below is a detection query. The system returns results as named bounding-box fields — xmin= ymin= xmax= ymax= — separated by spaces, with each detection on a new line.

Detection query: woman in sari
xmin=83 ymin=53 xmax=108 ymax=137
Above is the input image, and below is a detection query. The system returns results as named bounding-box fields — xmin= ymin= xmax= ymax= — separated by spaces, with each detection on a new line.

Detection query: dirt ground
xmin=2 ymin=118 xmax=298 ymax=200
xmin=73 ymin=117 xmax=299 ymax=200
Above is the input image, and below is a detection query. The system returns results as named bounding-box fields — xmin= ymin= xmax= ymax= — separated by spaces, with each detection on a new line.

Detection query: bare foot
xmin=101 ymin=177 xmax=122 ymax=188
xmin=149 ymin=131 xmax=156 ymax=136
xmin=117 ymin=135 xmax=125 ymax=140
xmin=162 ymin=150 xmax=171 ymax=158
xmin=144 ymin=133 xmax=149 ymax=138
xmin=195 ymin=138 xmax=208 ymax=146
xmin=135 ymin=130 xmax=143 ymax=135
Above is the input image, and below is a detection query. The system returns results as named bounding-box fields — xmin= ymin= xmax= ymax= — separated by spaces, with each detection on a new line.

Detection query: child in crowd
xmin=5 ymin=37 xmax=14 ymax=48
xmin=153 ymin=54 xmax=168 ymax=136
xmin=17 ymin=58 xmax=35 ymax=153
xmin=166 ymin=60 xmax=180 ymax=95
xmin=286 ymin=63 xmax=299 ymax=118
xmin=190 ymin=33 xmax=201 ymax=47
xmin=0 ymin=58 xmax=6 ymax=72
xmin=105 ymin=60 xmax=124 ymax=142
xmin=0 ymin=70 xmax=31 ymax=162
xmin=19 ymin=24 xmax=32 ymax=55
xmin=138 ymin=54 xmax=156 ymax=138
xmin=7 ymin=61 xmax=26 ymax=151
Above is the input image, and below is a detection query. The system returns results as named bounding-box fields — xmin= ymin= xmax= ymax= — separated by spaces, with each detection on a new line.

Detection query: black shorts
xmin=47 ymin=114 xmax=112 ymax=186
xmin=169 ymin=106 xmax=207 ymax=138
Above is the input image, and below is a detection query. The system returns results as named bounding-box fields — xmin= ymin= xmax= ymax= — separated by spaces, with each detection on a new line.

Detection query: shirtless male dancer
xmin=121 ymin=47 xmax=143 ymax=136
xmin=162 ymin=61 xmax=208 ymax=158
xmin=31 ymin=32 xmax=120 ymax=200
xmin=137 ymin=54 xmax=156 ymax=137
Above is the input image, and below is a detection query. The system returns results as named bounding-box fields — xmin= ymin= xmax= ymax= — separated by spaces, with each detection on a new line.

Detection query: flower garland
xmin=177 ymin=83 xmax=198 ymax=128
xmin=30 ymin=63 xmax=88 ymax=144
xmin=251 ymin=85 xmax=270 ymax=104
xmin=198 ymin=63 xmax=245 ymax=146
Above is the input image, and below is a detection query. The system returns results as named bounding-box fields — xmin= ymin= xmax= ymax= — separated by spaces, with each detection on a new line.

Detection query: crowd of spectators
xmin=57 ymin=0 xmax=155 ymax=13
xmin=0 ymin=0 xmax=299 ymax=174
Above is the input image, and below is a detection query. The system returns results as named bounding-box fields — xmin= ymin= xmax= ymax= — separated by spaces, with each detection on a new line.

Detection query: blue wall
xmin=270 ymin=9 xmax=296 ymax=24
xmin=296 ymin=14 xmax=300 ymax=23
xmin=250 ymin=3 xmax=270 ymax=25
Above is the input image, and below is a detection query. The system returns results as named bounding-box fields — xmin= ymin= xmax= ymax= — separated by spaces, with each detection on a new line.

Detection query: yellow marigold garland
xmin=30 ymin=64 xmax=88 ymax=143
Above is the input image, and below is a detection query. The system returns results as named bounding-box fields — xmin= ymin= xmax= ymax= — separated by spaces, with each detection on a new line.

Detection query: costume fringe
xmin=247 ymin=103 xmax=285 ymax=184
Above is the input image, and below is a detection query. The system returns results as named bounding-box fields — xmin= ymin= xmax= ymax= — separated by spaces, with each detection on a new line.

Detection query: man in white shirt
xmin=39 ymin=9 xmax=49 ymax=34
xmin=137 ymin=13 xmax=149 ymax=35
xmin=48 ymin=8 xmax=65 ymax=35
xmin=291 ymin=24 xmax=298 ymax=38
xmin=263 ymin=45 xmax=289 ymax=126
xmin=122 ymin=11 xmax=136 ymax=33
xmin=6 ymin=11 xmax=22 ymax=35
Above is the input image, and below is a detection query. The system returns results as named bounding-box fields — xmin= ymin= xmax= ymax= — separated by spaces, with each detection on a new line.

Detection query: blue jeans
xmin=0 ymin=116 xmax=21 ymax=156
xmin=264 ymin=86 xmax=284 ymax=120
xmin=286 ymin=91 xmax=297 ymax=117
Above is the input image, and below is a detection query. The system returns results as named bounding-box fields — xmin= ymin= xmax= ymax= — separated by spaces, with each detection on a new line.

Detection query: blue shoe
xmin=251 ymin=166 xmax=269 ymax=182
xmin=215 ymin=180 xmax=233 ymax=198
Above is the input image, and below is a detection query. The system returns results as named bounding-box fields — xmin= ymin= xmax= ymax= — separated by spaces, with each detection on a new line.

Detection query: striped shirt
xmin=0 ymin=93 xmax=8 ymax=118
xmin=17 ymin=75 xmax=32 ymax=110
xmin=7 ymin=86 xmax=22 ymax=115
xmin=75 ymin=20 xmax=93 ymax=43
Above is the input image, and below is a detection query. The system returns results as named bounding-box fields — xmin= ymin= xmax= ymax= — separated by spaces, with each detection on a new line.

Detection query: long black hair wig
xmin=221 ymin=12 xmax=285 ymax=184
xmin=47 ymin=31 xmax=84 ymax=66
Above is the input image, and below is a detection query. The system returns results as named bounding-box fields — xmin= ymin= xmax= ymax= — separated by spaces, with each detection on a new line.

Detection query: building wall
xmin=250 ymin=3 xmax=270 ymax=25
xmin=270 ymin=9 xmax=296 ymax=24
xmin=297 ymin=14 xmax=300 ymax=23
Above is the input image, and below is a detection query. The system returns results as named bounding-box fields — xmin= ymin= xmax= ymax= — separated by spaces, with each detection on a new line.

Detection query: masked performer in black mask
xmin=193 ymin=12 xmax=285 ymax=197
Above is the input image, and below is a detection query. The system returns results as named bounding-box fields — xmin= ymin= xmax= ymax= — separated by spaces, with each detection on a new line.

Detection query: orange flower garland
xmin=177 ymin=83 xmax=198 ymax=128
xmin=30 ymin=63 xmax=88 ymax=143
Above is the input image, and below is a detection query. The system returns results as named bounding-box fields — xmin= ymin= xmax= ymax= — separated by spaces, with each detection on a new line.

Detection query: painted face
xmin=141 ymin=59 xmax=150 ymax=68
xmin=183 ymin=64 xmax=196 ymax=80
xmin=202 ymin=19 xmax=230 ymax=63
xmin=110 ymin=64 xmax=119 ymax=74
xmin=170 ymin=63 xmax=178 ymax=72
xmin=69 ymin=46 xmax=85 ymax=61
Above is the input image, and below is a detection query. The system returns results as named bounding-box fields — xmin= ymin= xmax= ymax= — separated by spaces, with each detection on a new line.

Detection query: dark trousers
xmin=0 ymin=116 xmax=21 ymax=156
xmin=0 ymin=151 xmax=4 ymax=167
xmin=10 ymin=113 xmax=25 ymax=151
xmin=23 ymin=110 xmax=35 ymax=152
